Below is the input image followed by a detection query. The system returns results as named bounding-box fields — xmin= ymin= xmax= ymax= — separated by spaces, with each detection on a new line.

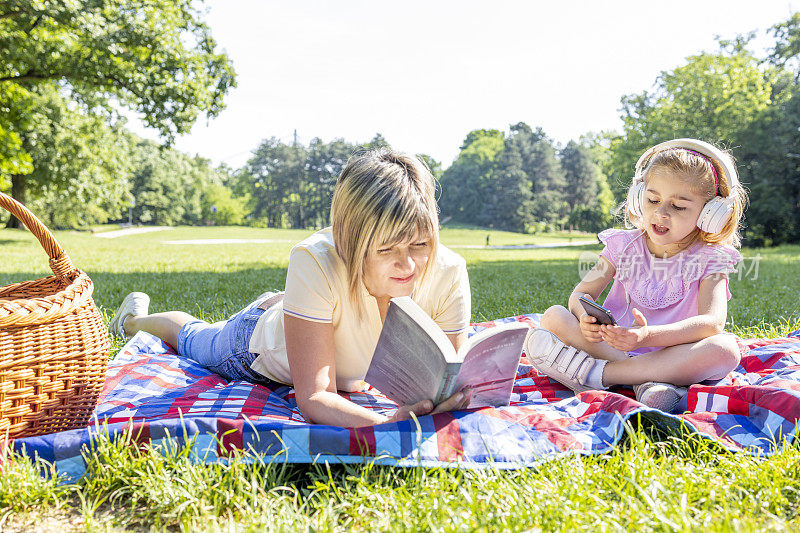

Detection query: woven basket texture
xmin=0 ymin=192 xmax=108 ymax=439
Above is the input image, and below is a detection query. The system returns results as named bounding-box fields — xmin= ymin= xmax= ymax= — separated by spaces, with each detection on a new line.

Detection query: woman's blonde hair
xmin=331 ymin=148 xmax=439 ymax=314
xmin=624 ymin=146 xmax=749 ymax=248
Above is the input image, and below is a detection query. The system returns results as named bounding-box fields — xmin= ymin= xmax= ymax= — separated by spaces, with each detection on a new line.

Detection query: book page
xmin=364 ymin=300 xmax=448 ymax=406
xmin=435 ymin=362 xmax=462 ymax=404
xmin=454 ymin=324 xmax=528 ymax=408
xmin=390 ymin=296 xmax=455 ymax=361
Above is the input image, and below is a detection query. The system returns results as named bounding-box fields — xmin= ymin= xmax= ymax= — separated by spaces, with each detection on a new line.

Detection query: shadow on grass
xmin=2 ymin=249 xmax=795 ymax=332
xmin=0 ymin=267 xmax=290 ymax=323
xmin=1 ymin=258 xmax=579 ymax=324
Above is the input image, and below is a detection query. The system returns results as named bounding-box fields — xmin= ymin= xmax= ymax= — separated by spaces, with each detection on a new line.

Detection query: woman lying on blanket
xmin=110 ymin=149 xmax=472 ymax=427
xmin=525 ymin=138 xmax=748 ymax=413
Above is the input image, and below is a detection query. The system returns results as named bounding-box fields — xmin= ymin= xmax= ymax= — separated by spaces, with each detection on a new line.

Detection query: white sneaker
xmin=109 ymin=292 xmax=150 ymax=338
xmin=634 ymin=381 xmax=688 ymax=413
xmin=524 ymin=328 xmax=607 ymax=393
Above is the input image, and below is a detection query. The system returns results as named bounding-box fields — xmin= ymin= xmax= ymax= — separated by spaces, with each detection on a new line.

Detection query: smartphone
xmin=578 ymin=295 xmax=617 ymax=325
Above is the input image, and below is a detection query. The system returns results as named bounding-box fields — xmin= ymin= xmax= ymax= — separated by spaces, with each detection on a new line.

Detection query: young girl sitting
xmin=109 ymin=149 xmax=472 ymax=427
xmin=525 ymin=138 xmax=747 ymax=412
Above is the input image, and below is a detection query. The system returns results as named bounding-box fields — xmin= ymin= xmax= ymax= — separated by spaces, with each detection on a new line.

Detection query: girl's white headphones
xmin=627 ymin=138 xmax=739 ymax=235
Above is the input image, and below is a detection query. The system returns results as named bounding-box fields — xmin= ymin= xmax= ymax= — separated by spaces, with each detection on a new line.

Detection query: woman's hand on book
xmin=387 ymin=400 xmax=434 ymax=423
xmin=432 ymin=388 xmax=472 ymax=413
xmin=386 ymin=389 xmax=472 ymax=423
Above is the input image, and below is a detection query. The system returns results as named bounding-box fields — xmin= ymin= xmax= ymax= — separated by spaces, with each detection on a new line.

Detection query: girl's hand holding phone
xmin=600 ymin=308 xmax=649 ymax=351
xmin=579 ymin=311 xmax=604 ymax=343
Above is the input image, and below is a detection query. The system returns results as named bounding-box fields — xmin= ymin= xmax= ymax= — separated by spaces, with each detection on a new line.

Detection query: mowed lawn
xmin=1 ymin=225 xmax=800 ymax=531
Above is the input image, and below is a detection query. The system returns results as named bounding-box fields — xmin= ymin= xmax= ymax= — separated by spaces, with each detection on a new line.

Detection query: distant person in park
xmin=110 ymin=149 xmax=472 ymax=427
xmin=525 ymin=139 xmax=747 ymax=412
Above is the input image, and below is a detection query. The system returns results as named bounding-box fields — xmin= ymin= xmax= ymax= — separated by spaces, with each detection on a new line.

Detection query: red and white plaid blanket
xmin=13 ymin=314 xmax=800 ymax=482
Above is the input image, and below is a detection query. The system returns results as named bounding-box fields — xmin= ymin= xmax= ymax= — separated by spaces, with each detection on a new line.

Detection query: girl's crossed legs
xmin=539 ymin=305 xmax=741 ymax=387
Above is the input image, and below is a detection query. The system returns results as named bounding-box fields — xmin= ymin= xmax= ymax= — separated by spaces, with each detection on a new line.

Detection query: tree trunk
xmin=5 ymin=174 xmax=25 ymax=229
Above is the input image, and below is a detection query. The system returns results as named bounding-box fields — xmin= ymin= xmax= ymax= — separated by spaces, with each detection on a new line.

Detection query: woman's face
xmin=362 ymin=233 xmax=432 ymax=304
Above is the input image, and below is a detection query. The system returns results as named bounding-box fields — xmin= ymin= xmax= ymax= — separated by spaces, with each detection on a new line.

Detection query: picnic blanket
xmin=11 ymin=314 xmax=800 ymax=482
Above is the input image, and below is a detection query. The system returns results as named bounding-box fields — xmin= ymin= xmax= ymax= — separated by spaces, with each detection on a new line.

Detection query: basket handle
xmin=0 ymin=191 xmax=77 ymax=280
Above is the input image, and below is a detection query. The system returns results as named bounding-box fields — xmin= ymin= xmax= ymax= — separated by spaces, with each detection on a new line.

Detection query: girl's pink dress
xmin=598 ymin=229 xmax=742 ymax=356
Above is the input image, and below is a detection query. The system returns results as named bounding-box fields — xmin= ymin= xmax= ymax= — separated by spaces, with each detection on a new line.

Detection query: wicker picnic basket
xmin=0 ymin=192 xmax=108 ymax=439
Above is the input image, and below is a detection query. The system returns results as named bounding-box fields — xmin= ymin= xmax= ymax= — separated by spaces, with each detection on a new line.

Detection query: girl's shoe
xmin=109 ymin=292 xmax=150 ymax=338
xmin=633 ymin=381 xmax=688 ymax=413
xmin=524 ymin=328 xmax=607 ymax=393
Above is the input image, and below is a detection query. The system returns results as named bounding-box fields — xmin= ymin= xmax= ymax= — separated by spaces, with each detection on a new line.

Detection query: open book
xmin=364 ymin=297 xmax=529 ymax=409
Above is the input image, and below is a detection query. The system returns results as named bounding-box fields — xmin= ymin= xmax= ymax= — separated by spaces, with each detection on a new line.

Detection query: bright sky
xmin=130 ymin=0 xmax=799 ymax=168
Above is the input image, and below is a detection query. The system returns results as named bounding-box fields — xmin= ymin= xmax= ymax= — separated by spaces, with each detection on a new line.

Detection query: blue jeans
xmin=176 ymin=297 xmax=279 ymax=386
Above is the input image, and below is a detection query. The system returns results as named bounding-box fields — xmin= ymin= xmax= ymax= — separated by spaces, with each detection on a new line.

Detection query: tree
xmin=13 ymin=84 xmax=132 ymax=227
xmin=560 ymin=139 xmax=617 ymax=232
xmin=736 ymin=94 xmax=800 ymax=245
xmin=578 ymin=132 xmax=618 ymax=227
xmin=0 ymin=0 xmax=234 ymax=139
xmin=483 ymin=144 xmax=533 ymax=232
xmin=0 ymin=84 xmax=32 ymax=184
xmin=560 ymin=140 xmax=599 ymax=211
xmin=358 ymin=133 xmax=391 ymax=151
xmin=0 ymin=0 xmax=236 ymax=226
xmin=769 ymin=12 xmax=800 ymax=71
xmin=305 ymin=137 xmax=354 ymax=228
xmin=729 ymin=15 xmax=800 ymax=245
xmin=202 ymin=183 xmax=249 ymax=226
xmin=438 ymin=129 xmax=505 ymax=223
xmin=609 ymin=40 xmax=775 ymax=199
xmin=417 ymin=154 xmax=442 ymax=180
xmin=129 ymin=141 xmax=215 ymax=226
xmin=243 ymin=138 xmax=308 ymax=228
xmin=506 ymin=123 xmax=566 ymax=226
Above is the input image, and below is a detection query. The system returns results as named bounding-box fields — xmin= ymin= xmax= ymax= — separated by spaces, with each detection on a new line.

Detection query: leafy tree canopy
xmin=0 ymin=0 xmax=236 ymax=226
xmin=0 ymin=0 xmax=236 ymax=140
xmin=19 ymin=83 xmax=133 ymax=226
xmin=560 ymin=140 xmax=599 ymax=210
xmin=438 ymin=129 xmax=505 ymax=221
xmin=769 ymin=12 xmax=800 ymax=69
xmin=608 ymin=39 xmax=775 ymax=202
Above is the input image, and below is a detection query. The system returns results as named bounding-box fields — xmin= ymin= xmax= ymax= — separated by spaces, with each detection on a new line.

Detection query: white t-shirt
xmin=249 ymin=228 xmax=471 ymax=392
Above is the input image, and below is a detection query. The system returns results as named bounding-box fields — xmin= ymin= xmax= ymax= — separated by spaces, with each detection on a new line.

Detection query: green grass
xmin=438 ymin=223 xmax=596 ymax=247
xmin=1 ymin=224 xmax=800 ymax=531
